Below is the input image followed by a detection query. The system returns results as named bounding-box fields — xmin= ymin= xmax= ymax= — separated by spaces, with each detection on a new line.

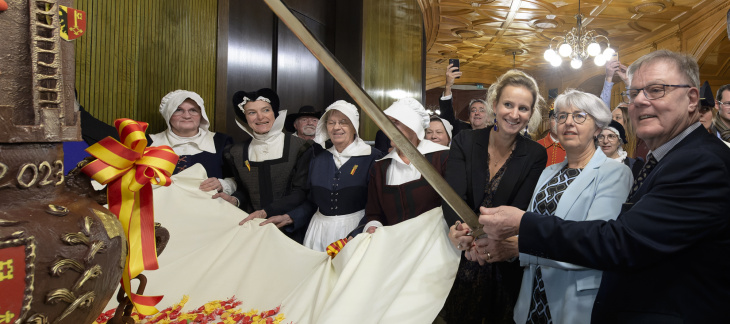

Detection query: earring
xmin=493 ymin=118 xmax=498 ymax=131
xmin=525 ymin=125 xmax=528 ymax=133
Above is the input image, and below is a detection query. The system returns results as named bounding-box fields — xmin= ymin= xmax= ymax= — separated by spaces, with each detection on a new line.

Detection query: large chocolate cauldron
xmin=1 ymin=1 xmax=127 ymax=323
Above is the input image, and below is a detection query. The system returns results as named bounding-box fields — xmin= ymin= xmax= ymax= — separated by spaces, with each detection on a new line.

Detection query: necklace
xmin=489 ymin=141 xmax=516 ymax=170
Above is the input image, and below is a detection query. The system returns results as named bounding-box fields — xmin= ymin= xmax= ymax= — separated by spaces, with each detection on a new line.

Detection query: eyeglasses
xmin=172 ymin=109 xmax=201 ymax=116
xmin=718 ymin=101 xmax=730 ymax=108
xmin=470 ymin=108 xmax=486 ymax=113
xmin=621 ymin=84 xmax=691 ymax=104
xmin=326 ymin=120 xmax=350 ymax=127
xmin=555 ymin=112 xmax=588 ymax=124
xmin=597 ymin=134 xmax=618 ymax=142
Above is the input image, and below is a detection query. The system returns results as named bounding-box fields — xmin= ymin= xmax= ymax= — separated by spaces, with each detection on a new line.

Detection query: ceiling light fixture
xmin=543 ymin=1 xmax=614 ymax=69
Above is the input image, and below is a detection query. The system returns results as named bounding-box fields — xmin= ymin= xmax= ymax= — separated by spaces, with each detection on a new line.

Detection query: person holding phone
xmin=439 ymin=61 xmax=489 ymax=136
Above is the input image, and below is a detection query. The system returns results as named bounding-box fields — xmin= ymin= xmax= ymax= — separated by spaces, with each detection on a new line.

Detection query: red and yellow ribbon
xmin=82 ymin=119 xmax=178 ymax=315
xmin=326 ymin=238 xmax=349 ymax=258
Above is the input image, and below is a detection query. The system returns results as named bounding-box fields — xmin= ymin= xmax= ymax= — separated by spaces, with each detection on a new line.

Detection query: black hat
xmin=232 ymin=88 xmax=280 ymax=123
xmin=607 ymin=120 xmax=628 ymax=144
xmin=285 ymin=105 xmax=322 ymax=133
xmin=700 ymin=81 xmax=715 ymax=109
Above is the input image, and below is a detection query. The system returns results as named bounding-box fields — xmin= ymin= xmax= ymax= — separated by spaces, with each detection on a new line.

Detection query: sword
xmin=262 ymin=0 xmax=485 ymax=237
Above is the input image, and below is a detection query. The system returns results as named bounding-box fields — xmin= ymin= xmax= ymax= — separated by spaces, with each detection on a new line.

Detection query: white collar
xmin=236 ymin=110 xmax=288 ymax=142
xmin=328 ymin=137 xmax=372 ymax=158
xmin=149 ymin=128 xmax=216 ymax=154
xmin=379 ymin=139 xmax=449 ymax=164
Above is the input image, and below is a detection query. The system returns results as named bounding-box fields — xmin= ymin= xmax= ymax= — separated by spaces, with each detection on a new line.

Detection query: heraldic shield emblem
xmin=0 ymin=235 xmax=35 ymax=324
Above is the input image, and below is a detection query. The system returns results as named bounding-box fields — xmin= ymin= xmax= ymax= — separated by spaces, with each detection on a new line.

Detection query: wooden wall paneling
xmin=216 ymin=0 xmax=230 ymax=134
xmin=74 ymin=0 xmax=217 ymax=134
xmin=332 ymin=0 xmax=363 ymax=105
xmin=276 ymin=12 xmax=329 ymax=113
xmin=361 ymin=0 xmax=423 ymax=141
xmin=225 ymin=0 xmax=276 ymax=141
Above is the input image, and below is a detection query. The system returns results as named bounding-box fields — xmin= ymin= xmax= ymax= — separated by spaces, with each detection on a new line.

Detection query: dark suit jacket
xmin=443 ymin=125 xmax=547 ymax=224
xmin=519 ymin=126 xmax=730 ymax=323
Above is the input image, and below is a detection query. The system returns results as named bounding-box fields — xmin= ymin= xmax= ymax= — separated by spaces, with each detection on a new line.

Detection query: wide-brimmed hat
xmin=285 ymin=105 xmax=322 ymax=133
xmin=232 ymin=88 xmax=280 ymax=123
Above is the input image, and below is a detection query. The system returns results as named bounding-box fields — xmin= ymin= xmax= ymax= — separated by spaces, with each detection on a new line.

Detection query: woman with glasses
xmin=455 ymin=89 xmax=632 ymax=323
xmin=150 ymin=90 xmax=236 ymax=194
xmin=441 ymin=70 xmax=547 ymax=324
xmin=287 ymin=101 xmax=384 ymax=251
xmin=598 ymin=120 xmax=645 ymax=177
xmin=513 ymin=89 xmax=631 ymax=324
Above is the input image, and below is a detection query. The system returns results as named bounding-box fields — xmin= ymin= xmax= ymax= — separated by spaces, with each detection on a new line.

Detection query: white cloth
xmin=149 ymin=130 xmax=236 ymax=195
xmin=380 ymin=140 xmax=449 ymax=186
xmin=314 ymin=100 xmax=361 ymax=147
xmin=328 ymin=138 xmax=371 ymax=168
xmin=383 ymin=98 xmax=430 ymax=139
xmin=236 ymin=110 xmax=289 ymax=162
xmin=303 ymin=209 xmax=364 ymax=252
xmin=104 ymin=164 xmax=459 ymax=324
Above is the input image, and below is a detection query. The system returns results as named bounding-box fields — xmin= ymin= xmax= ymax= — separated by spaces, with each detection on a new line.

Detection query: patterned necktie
xmin=627 ymin=153 xmax=657 ymax=201
xmin=526 ymin=266 xmax=552 ymax=324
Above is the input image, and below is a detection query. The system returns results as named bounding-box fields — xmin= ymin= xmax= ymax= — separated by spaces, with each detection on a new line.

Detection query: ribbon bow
xmin=82 ymin=119 xmax=178 ymax=315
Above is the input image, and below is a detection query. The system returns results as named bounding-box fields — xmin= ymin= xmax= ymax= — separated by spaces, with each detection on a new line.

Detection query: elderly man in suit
xmin=473 ymin=50 xmax=730 ymax=323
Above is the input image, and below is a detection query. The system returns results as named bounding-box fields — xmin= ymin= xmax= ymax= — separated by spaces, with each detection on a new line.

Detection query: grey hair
xmin=554 ymin=89 xmax=612 ymax=129
xmin=469 ymin=98 xmax=488 ymax=108
xmin=627 ymin=50 xmax=700 ymax=89
xmin=484 ymin=69 xmax=544 ymax=132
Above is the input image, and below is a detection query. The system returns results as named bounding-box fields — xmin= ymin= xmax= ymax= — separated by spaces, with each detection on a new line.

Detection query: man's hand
xmin=239 ymin=209 xmax=267 ymax=225
xmin=445 ymin=63 xmax=463 ymax=96
xmin=212 ymin=192 xmax=237 ymax=206
xmin=261 ymin=214 xmax=293 ymax=228
xmin=479 ymin=206 xmax=524 ymax=240
xmin=200 ymin=177 xmax=223 ymax=192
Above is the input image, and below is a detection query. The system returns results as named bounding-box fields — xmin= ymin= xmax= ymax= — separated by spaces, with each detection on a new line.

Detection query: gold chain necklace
xmin=489 ymin=141 xmax=516 ymax=170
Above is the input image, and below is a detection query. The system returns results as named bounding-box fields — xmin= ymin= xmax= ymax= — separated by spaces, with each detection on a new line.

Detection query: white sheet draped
xmin=106 ymin=164 xmax=459 ymax=323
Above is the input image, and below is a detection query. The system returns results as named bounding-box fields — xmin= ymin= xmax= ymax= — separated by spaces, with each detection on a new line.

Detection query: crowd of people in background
xmin=73 ymin=49 xmax=730 ymax=323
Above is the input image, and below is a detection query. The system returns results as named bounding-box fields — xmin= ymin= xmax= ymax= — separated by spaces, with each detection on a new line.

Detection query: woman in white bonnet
xmin=288 ymin=100 xmax=384 ymax=251
xmin=360 ymin=97 xmax=450 ymax=234
xmin=149 ymin=90 xmax=236 ymax=194
xmin=426 ymin=116 xmax=453 ymax=147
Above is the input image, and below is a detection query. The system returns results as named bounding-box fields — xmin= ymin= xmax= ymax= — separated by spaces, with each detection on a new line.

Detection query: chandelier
xmin=543 ymin=1 xmax=614 ymax=69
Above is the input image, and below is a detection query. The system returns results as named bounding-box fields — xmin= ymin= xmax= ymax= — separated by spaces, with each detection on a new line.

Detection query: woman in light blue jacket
xmin=512 ymin=89 xmax=632 ymax=323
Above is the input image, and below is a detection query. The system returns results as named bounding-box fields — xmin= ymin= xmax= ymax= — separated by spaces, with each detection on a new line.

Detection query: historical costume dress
xmin=289 ymin=101 xmax=384 ymax=251
xmin=149 ymin=89 xmax=236 ymax=193
xmin=362 ymin=98 xmax=450 ymax=231
xmin=226 ymin=88 xmax=313 ymax=243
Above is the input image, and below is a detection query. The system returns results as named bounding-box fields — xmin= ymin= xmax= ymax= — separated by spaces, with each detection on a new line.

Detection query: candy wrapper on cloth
xmin=82 ymin=118 xmax=178 ymax=315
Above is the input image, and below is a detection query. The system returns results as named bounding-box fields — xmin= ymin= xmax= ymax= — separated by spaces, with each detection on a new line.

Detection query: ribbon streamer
xmin=82 ymin=119 xmax=178 ymax=315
